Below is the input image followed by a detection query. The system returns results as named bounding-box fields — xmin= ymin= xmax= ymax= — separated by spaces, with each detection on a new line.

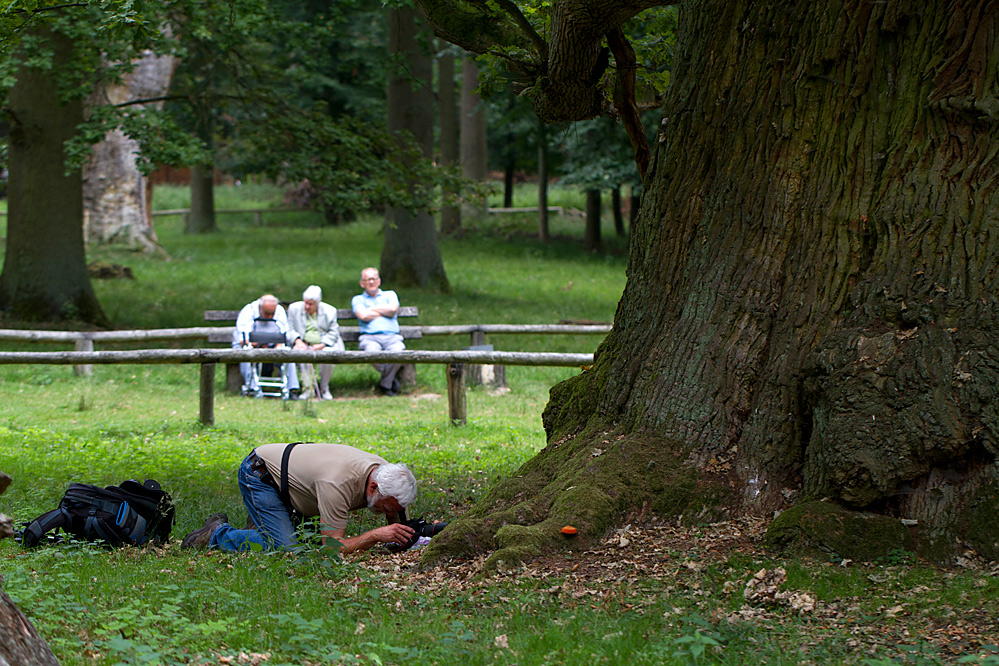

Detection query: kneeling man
xmin=182 ymin=442 xmax=416 ymax=553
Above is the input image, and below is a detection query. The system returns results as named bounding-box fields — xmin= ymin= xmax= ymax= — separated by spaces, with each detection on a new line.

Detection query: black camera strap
xmin=279 ymin=442 xmax=304 ymax=523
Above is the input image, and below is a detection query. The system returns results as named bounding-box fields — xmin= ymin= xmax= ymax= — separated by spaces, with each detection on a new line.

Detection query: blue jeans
xmin=209 ymin=454 xmax=298 ymax=552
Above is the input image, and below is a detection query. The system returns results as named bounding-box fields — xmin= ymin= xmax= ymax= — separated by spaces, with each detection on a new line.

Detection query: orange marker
xmin=561 ymin=525 xmax=578 ymax=535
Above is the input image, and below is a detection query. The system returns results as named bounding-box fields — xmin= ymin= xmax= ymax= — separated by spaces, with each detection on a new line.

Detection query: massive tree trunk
xmin=381 ymin=8 xmax=450 ymax=290
xmin=83 ymin=48 xmax=175 ymax=253
xmin=422 ymin=0 xmax=999 ymax=567
xmin=438 ymin=41 xmax=461 ymax=236
xmin=0 ymin=24 xmax=108 ymax=326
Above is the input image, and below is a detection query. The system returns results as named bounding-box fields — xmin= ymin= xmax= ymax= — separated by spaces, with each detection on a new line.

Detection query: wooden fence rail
xmin=144 ymin=207 xmax=571 ymax=225
xmin=0 ymin=324 xmax=611 ymax=380
xmin=0 ymin=324 xmax=611 ymax=344
xmin=0 ymin=349 xmax=593 ymax=426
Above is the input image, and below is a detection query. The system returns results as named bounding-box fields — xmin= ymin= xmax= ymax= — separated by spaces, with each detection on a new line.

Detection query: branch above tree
xmin=413 ymin=0 xmax=671 ymax=123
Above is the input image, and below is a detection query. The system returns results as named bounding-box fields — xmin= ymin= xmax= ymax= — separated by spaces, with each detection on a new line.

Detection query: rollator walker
xmin=240 ymin=318 xmax=293 ymax=400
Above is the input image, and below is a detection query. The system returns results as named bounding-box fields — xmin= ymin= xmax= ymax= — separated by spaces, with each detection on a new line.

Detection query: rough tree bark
xmin=419 ymin=0 xmax=999 ymax=567
xmin=0 ymin=472 xmax=62 ymax=665
xmin=381 ymin=8 xmax=450 ymax=290
xmin=0 ymin=23 xmax=108 ymax=326
xmin=83 ymin=48 xmax=175 ymax=254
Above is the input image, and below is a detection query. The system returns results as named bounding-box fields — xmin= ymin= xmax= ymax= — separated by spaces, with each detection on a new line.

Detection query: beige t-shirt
xmin=254 ymin=442 xmax=386 ymax=533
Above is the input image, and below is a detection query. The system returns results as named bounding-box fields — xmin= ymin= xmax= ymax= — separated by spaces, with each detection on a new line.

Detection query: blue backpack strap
xmin=20 ymin=508 xmax=71 ymax=548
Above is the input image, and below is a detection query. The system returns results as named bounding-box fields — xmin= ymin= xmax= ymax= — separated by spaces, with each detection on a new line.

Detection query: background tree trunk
xmin=186 ymin=103 xmax=216 ymax=234
xmin=438 ymin=41 xmax=461 ymax=236
xmin=381 ymin=8 xmax=449 ymax=291
xmin=584 ymin=188 xmax=601 ymax=252
xmin=187 ymin=162 xmax=216 ymax=233
xmin=460 ymin=54 xmax=488 ymax=221
xmin=628 ymin=185 xmax=640 ymax=229
xmin=423 ymin=0 xmax=999 ymax=567
xmin=0 ymin=24 xmax=108 ymax=326
xmin=611 ymin=186 xmax=625 ymax=237
xmin=83 ymin=48 xmax=175 ymax=253
xmin=537 ymin=117 xmax=549 ymax=242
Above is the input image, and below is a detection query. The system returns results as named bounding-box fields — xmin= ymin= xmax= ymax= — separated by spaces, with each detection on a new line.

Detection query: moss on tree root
xmin=420 ymin=418 xmax=738 ymax=569
xmin=763 ymin=501 xmax=914 ymax=561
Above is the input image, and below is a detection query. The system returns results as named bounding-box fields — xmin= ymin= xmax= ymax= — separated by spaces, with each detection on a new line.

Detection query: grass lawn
xmin=0 ymin=184 xmax=997 ymax=665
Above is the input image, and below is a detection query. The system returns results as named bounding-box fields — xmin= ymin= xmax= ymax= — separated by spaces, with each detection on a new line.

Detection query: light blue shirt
xmin=351 ymin=289 xmax=400 ymax=335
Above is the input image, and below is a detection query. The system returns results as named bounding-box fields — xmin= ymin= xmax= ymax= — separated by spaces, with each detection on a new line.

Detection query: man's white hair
xmin=302 ymin=285 xmax=322 ymax=302
xmin=371 ymin=463 xmax=417 ymax=508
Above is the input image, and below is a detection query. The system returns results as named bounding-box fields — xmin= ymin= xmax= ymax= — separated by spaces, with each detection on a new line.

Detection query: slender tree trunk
xmin=629 ymin=185 xmax=640 ymax=229
xmin=503 ymin=163 xmax=515 ymax=208
xmin=382 ymin=8 xmax=449 ymax=291
xmin=611 ymin=186 xmax=625 ymax=237
xmin=537 ymin=117 xmax=549 ymax=242
xmin=503 ymin=93 xmax=517 ymax=208
xmin=83 ymin=47 xmax=175 ymax=254
xmin=423 ymin=0 xmax=999 ymax=567
xmin=186 ymin=105 xmax=216 ymax=234
xmin=460 ymin=54 xmax=488 ymax=221
xmin=438 ymin=41 xmax=461 ymax=235
xmin=584 ymin=188 xmax=601 ymax=252
xmin=0 ymin=24 xmax=107 ymax=326
xmin=187 ymin=163 xmax=216 ymax=233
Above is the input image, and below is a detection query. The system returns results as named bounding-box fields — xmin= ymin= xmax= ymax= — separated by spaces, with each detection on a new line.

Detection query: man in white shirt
xmin=232 ymin=293 xmax=300 ymax=398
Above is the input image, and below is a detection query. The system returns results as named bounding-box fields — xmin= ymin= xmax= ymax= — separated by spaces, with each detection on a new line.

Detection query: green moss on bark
xmin=764 ymin=501 xmax=914 ymax=561
xmin=421 ymin=428 xmax=738 ymax=570
xmin=963 ymin=479 xmax=999 ymax=562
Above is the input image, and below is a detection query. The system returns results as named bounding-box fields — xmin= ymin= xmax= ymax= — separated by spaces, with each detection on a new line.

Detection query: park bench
xmin=204 ymin=305 xmax=421 ymax=393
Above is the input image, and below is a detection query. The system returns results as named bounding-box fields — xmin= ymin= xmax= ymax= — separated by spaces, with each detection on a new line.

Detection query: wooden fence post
xmin=200 ymin=363 xmax=215 ymax=426
xmin=447 ymin=362 xmax=466 ymax=426
xmin=465 ymin=329 xmax=507 ymax=389
xmin=73 ymin=338 xmax=93 ymax=377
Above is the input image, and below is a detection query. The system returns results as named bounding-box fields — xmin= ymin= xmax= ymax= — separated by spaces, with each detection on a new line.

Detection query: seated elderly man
xmin=181 ymin=442 xmax=417 ymax=553
xmin=287 ymin=285 xmax=344 ymax=400
xmin=351 ymin=267 xmax=406 ymax=396
xmin=232 ymin=293 xmax=300 ymax=399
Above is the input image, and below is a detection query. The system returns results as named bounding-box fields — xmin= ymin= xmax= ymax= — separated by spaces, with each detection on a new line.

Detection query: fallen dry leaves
xmin=342 ymin=517 xmax=999 ymax=660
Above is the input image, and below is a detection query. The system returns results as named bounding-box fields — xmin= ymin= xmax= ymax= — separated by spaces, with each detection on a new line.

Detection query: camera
xmin=387 ymin=517 xmax=448 ymax=553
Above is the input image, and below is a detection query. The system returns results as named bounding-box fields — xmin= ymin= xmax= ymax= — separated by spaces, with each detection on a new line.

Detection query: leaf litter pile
xmin=352 ymin=517 xmax=999 ymax=662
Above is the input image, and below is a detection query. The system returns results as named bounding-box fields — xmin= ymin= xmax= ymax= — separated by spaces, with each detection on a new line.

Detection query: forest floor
xmin=363 ymin=518 xmax=999 ymax=662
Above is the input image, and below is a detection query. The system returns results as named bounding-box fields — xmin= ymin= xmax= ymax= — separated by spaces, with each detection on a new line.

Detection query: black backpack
xmin=18 ymin=479 xmax=175 ymax=548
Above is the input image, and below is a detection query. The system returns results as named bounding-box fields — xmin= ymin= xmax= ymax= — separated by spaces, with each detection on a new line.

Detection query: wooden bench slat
xmin=206 ymin=327 xmax=423 ymax=345
xmin=205 ymin=306 xmax=419 ymax=322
